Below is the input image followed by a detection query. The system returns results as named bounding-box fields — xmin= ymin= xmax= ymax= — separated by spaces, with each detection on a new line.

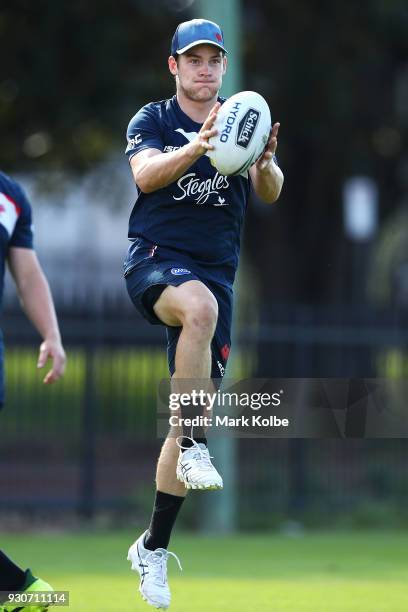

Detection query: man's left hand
xmin=256 ymin=122 xmax=280 ymax=172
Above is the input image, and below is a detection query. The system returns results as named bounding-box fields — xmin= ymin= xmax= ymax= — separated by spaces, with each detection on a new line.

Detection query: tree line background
xmin=1 ymin=0 xmax=407 ymax=308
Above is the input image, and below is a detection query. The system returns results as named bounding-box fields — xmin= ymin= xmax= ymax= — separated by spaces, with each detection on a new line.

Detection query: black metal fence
xmin=1 ymin=301 xmax=407 ymax=528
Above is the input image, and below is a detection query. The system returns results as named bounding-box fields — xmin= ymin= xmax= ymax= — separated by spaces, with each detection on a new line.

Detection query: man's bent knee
xmin=182 ymin=296 xmax=218 ymax=337
xmin=154 ymin=280 xmax=218 ymax=331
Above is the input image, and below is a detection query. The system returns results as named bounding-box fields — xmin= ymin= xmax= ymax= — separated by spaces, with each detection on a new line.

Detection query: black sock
xmin=144 ymin=491 xmax=185 ymax=551
xmin=0 ymin=551 xmax=31 ymax=591
xmin=181 ymin=436 xmax=207 ymax=451
xmin=179 ymin=397 xmax=207 ymax=451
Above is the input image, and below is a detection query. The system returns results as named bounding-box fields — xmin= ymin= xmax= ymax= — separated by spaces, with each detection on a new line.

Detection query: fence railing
xmin=1 ymin=303 xmax=407 ymax=527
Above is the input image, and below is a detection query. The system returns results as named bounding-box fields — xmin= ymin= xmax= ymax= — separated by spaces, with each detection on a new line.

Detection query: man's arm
xmin=7 ymin=247 xmax=66 ymax=383
xmin=249 ymin=122 xmax=284 ymax=204
xmin=130 ymin=102 xmax=220 ymax=193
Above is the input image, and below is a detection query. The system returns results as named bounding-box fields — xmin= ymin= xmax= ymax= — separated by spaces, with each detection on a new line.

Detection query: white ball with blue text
xmin=207 ymin=91 xmax=271 ymax=176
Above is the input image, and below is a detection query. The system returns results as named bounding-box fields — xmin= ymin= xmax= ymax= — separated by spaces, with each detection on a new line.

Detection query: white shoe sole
xmin=176 ymin=473 xmax=223 ymax=490
xmin=139 ymin=586 xmax=169 ymax=609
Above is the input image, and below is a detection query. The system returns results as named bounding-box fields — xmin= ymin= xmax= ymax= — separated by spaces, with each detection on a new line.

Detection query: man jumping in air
xmin=124 ymin=18 xmax=283 ymax=609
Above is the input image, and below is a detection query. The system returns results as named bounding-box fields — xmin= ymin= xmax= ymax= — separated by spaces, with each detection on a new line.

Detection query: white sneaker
xmin=176 ymin=437 xmax=223 ymax=490
xmin=127 ymin=530 xmax=182 ymax=609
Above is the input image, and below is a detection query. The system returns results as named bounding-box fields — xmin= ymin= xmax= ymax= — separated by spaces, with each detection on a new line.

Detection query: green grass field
xmin=1 ymin=530 xmax=408 ymax=611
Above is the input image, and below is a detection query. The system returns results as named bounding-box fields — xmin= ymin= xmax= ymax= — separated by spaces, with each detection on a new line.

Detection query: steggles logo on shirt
xmin=173 ymin=172 xmax=230 ymax=206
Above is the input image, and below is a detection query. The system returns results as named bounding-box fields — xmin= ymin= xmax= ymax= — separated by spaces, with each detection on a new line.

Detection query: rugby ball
xmin=207 ymin=91 xmax=271 ymax=176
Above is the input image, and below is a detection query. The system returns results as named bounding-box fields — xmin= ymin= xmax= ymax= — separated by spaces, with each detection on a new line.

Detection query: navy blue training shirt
xmin=125 ymin=96 xmax=251 ymax=287
xmin=0 ymin=171 xmax=34 ymax=306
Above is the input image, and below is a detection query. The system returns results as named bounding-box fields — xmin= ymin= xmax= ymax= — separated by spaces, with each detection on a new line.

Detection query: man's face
xmin=169 ymin=44 xmax=227 ymax=102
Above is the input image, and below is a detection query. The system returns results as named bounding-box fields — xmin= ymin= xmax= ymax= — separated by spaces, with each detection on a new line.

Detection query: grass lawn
xmin=1 ymin=530 xmax=408 ymax=611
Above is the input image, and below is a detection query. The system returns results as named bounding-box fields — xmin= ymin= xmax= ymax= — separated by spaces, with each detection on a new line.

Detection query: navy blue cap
xmin=171 ymin=19 xmax=227 ymax=56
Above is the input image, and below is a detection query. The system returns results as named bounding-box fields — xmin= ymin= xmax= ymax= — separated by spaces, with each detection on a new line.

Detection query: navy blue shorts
xmin=125 ymin=238 xmax=232 ymax=378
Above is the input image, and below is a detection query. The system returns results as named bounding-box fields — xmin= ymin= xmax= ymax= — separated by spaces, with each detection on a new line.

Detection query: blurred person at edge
xmin=0 ymin=170 xmax=66 ymax=612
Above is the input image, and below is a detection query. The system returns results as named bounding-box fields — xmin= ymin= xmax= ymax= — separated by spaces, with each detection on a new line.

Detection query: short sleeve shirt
xmin=0 ymin=171 xmax=34 ymax=305
xmin=125 ymin=96 xmax=251 ymax=287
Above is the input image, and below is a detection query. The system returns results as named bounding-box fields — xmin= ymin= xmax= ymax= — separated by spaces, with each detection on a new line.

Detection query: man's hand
xmin=192 ymin=102 xmax=220 ymax=156
xmin=256 ymin=122 xmax=280 ymax=171
xmin=130 ymin=101 xmax=221 ymax=193
xmin=249 ymin=121 xmax=283 ymax=203
xmin=37 ymin=338 xmax=66 ymax=384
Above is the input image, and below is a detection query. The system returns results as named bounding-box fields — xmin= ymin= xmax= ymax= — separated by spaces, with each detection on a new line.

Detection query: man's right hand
xmin=191 ymin=102 xmax=220 ymax=157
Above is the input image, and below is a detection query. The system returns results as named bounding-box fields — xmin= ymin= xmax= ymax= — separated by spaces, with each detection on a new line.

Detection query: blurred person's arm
xmin=250 ymin=122 xmax=284 ymax=204
xmin=7 ymin=247 xmax=66 ymax=383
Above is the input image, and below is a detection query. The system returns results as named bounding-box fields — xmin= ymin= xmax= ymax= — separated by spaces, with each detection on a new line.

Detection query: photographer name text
xmin=168 ymin=415 xmax=289 ymax=428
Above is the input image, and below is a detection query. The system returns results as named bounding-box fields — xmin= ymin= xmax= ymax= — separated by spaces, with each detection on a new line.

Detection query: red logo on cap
xmin=216 ymin=33 xmax=222 ymax=42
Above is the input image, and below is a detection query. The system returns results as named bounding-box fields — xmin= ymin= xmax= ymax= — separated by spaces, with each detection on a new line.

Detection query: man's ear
xmin=222 ymin=55 xmax=227 ymax=75
xmin=168 ymin=55 xmax=178 ymax=76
